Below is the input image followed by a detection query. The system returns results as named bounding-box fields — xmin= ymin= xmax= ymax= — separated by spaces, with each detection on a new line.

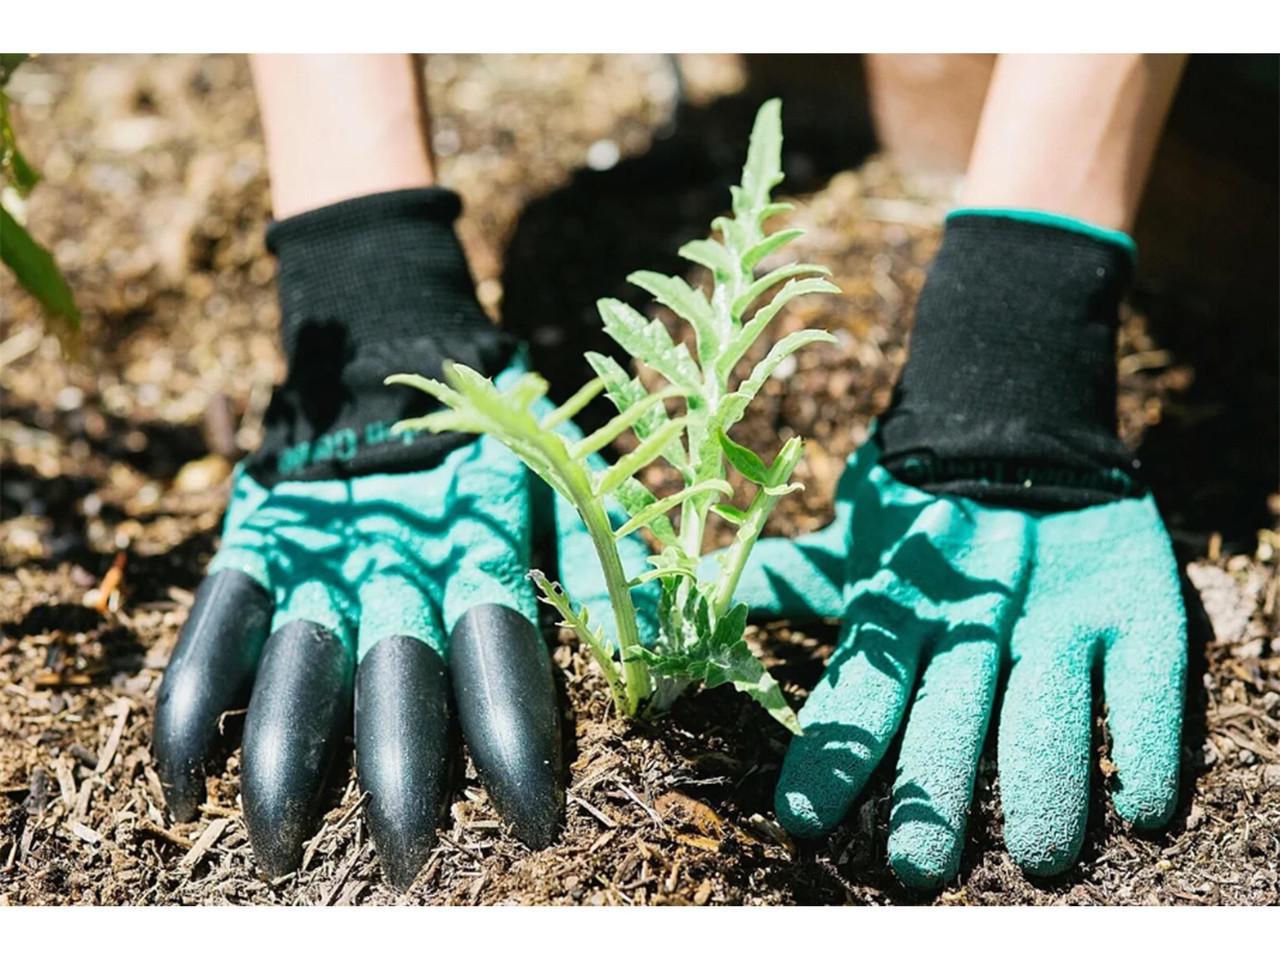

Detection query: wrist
xmin=246 ymin=188 xmax=515 ymax=485
xmin=877 ymin=209 xmax=1142 ymax=510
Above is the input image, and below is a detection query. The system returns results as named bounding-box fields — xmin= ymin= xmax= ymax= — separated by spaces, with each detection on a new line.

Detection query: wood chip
xmin=134 ymin=820 xmax=194 ymax=850
xmin=75 ymin=778 xmax=95 ymax=820
xmin=616 ymin=782 xmax=663 ymax=826
xmin=568 ymin=791 xmax=617 ymax=828
xmin=55 ymin=758 xmax=78 ymax=811
xmin=321 ymin=844 xmax=365 ymax=906
xmin=180 ymin=818 xmax=228 ymax=870
xmin=96 ymin=700 xmax=131 ymax=774
xmin=67 ymin=821 xmax=104 ymax=845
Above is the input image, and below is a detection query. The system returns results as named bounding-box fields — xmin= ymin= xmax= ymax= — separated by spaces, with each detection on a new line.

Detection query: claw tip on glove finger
xmin=356 ymin=634 xmax=453 ymax=890
xmin=450 ymin=604 xmax=565 ymax=850
xmin=241 ymin=619 xmax=355 ymax=877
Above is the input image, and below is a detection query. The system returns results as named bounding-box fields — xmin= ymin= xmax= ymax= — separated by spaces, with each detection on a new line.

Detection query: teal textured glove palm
xmin=729 ymin=437 xmax=1186 ymax=888
xmin=213 ymin=429 xmax=537 ymax=661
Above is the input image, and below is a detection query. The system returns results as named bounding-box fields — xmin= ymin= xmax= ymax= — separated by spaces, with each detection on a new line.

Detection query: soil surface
xmin=2 ymin=54 xmax=1277 ymax=905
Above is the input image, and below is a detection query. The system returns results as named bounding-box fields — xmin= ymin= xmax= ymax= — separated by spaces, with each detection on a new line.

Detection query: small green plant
xmin=389 ymin=100 xmax=837 ymax=732
xmin=1 ymin=53 xmax=79 ymax=334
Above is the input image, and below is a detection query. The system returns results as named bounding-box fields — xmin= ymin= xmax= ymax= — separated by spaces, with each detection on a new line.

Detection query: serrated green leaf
xmin=540 ymin=376 xmax=605 ymax=430
xmin=0 ymin=203 xmax=79 ymax=328
xmin=762 ymin=482 xmax=804 ymax=497
xmin=531 ymin=569 xmax=627 ymax=709
xmin=384 ymin=372 xmax=456 ymax=403
xmin=569 ymin=387 xmax=678 ymax=461
xmin=585 ymin=351 xmax=688 ymax=474
xmin=731 ymin=262 xmax=831 ymax=321
xmin=711 ymin=503 xmax=748 ymax=524
xmin=595 ymin=416 xmax=688 ymax=497
xmin=678 ymin=237 xmax=734 ymax=279
xmin=758 ymin=201 xmax=794 ymax=223
xmin=741 ymin=228 xmax=803 ymax=272
xmin=628 ymin=270 xmax=715 ymax=330
xmin=719 ymin=276 xmax=841 ymax=378
xmin=742 ymin=329 xmax=834 ymax=391
xmin=612 ymin=477 xmax=678 ymax=547
xmin=597 ymin=297 xmax=700 ymax=391
xmin=716 ymin=429 xmax=770 ymax=485
xmin=736 ymin=98 xmax=784 ymax=222
xmin=628 ymin=269 xmax=721 ymax=368
xmin=614 ymin=479 xmax=732 ymax=539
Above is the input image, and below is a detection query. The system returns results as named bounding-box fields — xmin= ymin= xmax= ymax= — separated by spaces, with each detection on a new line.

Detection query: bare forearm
xmin=250 ymin=54 xmax=436 ymax=218
xmin=962 ymin=54 xmax=1186 ymax=232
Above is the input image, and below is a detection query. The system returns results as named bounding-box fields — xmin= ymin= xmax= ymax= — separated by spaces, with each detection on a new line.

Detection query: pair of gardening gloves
xmin=153 ymin=191 xmax=1186 ymax=892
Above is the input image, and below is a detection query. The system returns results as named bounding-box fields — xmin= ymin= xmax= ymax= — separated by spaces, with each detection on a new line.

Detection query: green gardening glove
xmin=154 ymin=361 xmax=657 ymax=888
xmin=151 ymin=188 xmax=657 ymax=890
xmin=730 ymin=209 xmax=1188 ymax=888
xmin=731 ymin=438 xmax=1186 ymax=887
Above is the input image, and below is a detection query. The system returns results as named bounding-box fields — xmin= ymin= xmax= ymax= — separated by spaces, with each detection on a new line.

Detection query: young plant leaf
xmin=735 ymin=98 xmax=784 ymax=222
xmin=717 ymin=429 xmax=770 ymax=486
xmin=720 ymin=275 xmax=841 ymax=378
xmin=614 ymin=479 xmax=732 ymax=539
xmin=0 ymin=204 xmax=79 ymax=328
xmin=594 ymin=416 xmax=688 ymax=497
xmin=741 ymin=228 xmax=803 ymax=272
xmin=731 ymin=262 xmax=830 ymax=321
xmin=677 ymin=237 xmax=734 ymax=280
xmin=531 ymin=569 xmax=628 ymax=710
xmin=612 ymin=477 xmax=678 ymax=547
xmin=597 ymin=297 xmax=700 ymax=392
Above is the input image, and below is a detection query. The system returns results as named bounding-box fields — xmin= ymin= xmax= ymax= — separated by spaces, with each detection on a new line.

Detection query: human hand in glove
xmin=151 ymin=189 xmax=654 ymax=888
xmin=727 ymin=211 xmax=1187 ymax=888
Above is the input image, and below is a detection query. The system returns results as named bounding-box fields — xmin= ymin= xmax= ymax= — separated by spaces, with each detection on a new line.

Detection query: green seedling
xmin=1 ymin=54 xmax=80 ymax=335
xmin=388 ymin=99 xmax=837 ymax=733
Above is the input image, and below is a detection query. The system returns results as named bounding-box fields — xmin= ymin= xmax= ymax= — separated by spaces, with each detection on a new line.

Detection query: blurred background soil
xmin=0 ymin=54 xmax=1277 ymax=905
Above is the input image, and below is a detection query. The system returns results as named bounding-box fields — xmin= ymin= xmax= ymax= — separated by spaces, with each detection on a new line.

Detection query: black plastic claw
xmin=355 ymin=635 xmax=452 ymax=890
xmin=153 ymin=569 xmax=273 ymax=822
xmin=241 ymin=619 xmax=355 ymax=878
xmin=449 ymin=604 xmax=564 ymax=849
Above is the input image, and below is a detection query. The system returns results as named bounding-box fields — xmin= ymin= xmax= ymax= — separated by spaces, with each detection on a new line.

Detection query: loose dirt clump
xmin=2 ymin=54 xmax=1277 ymax=905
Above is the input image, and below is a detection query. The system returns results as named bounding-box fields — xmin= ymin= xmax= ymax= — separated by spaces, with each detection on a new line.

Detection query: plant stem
xmin=577 ymin=494 xmax=651 ymax=713
xmin=712 ymin=487 xmax=772 ymax=617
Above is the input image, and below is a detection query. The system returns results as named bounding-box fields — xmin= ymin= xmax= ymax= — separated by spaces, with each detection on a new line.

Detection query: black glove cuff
xmin=244 ymin=188 xmax=514 ymax=485
xmin=877 ymin=212 xmax=1143 ymax=511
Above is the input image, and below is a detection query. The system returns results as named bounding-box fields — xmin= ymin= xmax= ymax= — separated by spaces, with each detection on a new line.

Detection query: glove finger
xmin=152 ymin=567 xmax=274 ymax=821
xmin=240 ymin=512 xmax=359 ymax=878
xmin=998 ymin=616 xmax=1094 ymax=876
xmin=450 ymin=604 xmax=564 ymax=848
xmin=355 ymin=632 xmax=452 ymax=890
xmin=1102 ymin=561 xmax=1186 ymax=828
xmin=888 ymin=633 xmax=1000 ymax=889
xmin=437 ymin=437 xmax=538 ymax=631
xmin=240 ymin=617 xmax=356 ymax=877
xmin=775 ymin=594 xmax=926 ymax=838
xmin=437 ymin=438 xmax=564 ymax=847
xmin=153 ymin=471 xmax=278 ymax=823
xmin=346 ymin=542 xmax=452 ymax=890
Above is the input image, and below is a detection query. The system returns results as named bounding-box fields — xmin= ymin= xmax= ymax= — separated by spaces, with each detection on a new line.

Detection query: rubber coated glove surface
xmin=730 ymin=437 xmax=1186 ymax=888
xmin=153 ymin=363 xmax=655 ymax=887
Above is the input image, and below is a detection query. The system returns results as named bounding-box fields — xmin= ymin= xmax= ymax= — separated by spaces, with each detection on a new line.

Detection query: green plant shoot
xmin=388 ymin=99 xmax=837 ymax=733
xmin=1 ymin=53 xmax=80 ymax=334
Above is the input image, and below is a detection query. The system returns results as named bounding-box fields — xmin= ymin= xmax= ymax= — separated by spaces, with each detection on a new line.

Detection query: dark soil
xmin=1 ymin=54 xmax=1277 ymax=905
